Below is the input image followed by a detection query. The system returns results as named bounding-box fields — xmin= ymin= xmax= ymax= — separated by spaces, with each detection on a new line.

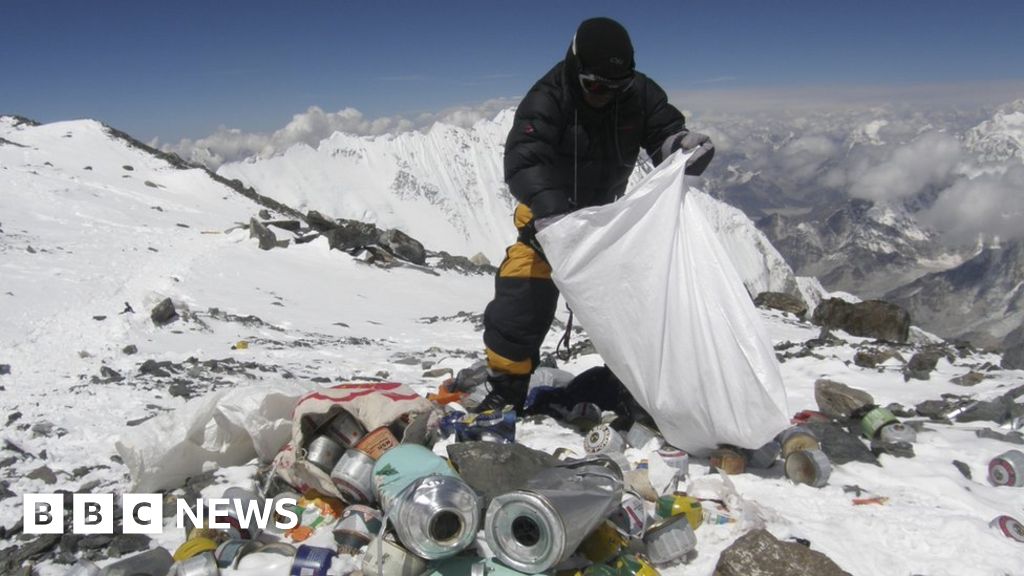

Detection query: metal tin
xmin=174 ymin=537 xmax=220 ymax=562
xmin=362 ymin=535 xmax=429 ymax=576
xmin=62 ymin=559 xmax=101 ymax=576
xmin=625 ymin=423 xmax=661 ymax=450
xmin=585 ymin=424 xmax=626 ymax=455
xmin=614 ymin=554 xmax=659 ymax=576
xmin=860 ymin=407 xmax=898 ymax=439
xmin=306 ymin=435 xmax=345 ymax=473
xmin=485 ymin=457 xmax=624 ymax=573
xmin=655 ymin=447 xmax=689 ymax=479
xmin=334 ymin=505 xmax=384 ymax=554
xmin=778 ymin=427 xmax=821 ymax=459
xmin=290 ymin=545 xmax=335 ymax=576
xmin=608 ymin=491 xmax=647 ymax=539
xmin=709 ymin=447 xmax=747 ymax=475
xmin=356 ymin=426 xmax=400 ymax=460
xmin=331 ymin=448 xmax=377 ymax=504
xmin=324 ymin=409 xmax=367 ymax=448
xmin=579 ymin=520 xmax=628 ymax=563
xmin=214 ymin=539 xmax=254 ymax=569
xmin=990 ymin=515 xmax=1024 ymax=543
xmin=654 ymin=493 xmax=702 ymax=530
xmin=373 ymin=444 xmax=481 ymax=560
xmin=176 ymin=552 xmax=219 ymax=576
xmin=879 ymin=422 xmax=917 ymax=444
xmin=784 ymin=449 xmax=832 ymax=487
xmin=642 ymin=514 xmax=697 ymax=566
xmin=988 ymin=449 xmax=1024 ymax=487
xmin=102 ymin=548 xmax=175 ymax=576
xmin=743 ymin=441 xmax=781 ymax=469
xmin=222 ymin=486 xmax=265 ymax=540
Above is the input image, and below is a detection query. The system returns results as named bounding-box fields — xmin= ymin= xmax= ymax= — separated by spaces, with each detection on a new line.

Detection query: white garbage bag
xmin=115 ymin=381 xmax=309 ymax=492
xmin=536 ymin=151 xmax=790 ymax=454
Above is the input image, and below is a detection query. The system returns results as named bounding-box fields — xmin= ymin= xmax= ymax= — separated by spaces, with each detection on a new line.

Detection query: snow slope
xmin=2 ymin=117 xmax=1024 ymax=576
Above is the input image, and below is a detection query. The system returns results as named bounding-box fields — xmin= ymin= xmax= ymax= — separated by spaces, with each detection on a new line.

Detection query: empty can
xmin=334 ymin=505 xmax=384 ymax=554
xmin=176 ymin=552 xmax=219 ymax=576
xmin=990 ymin=515 xmax=1024 ymax=543
xmin=331 ymin=448 xmax=377 ymax=504
xmin=642 ymin=514 xmax=697 ymax=566
xmin=860 ymin=407 xmax=898 ymax=439
xmin=306 ymin=435 xmax=344 ymax=473
xmin=784 ymin=449 xmax=832 ymax=487
xmin=778 ymin=427 xmax=820 ymax=458
xmin=654 ymin=493 xmax=703 ymax=530
xmin=879 ymin=422 xmax=917 ymax=444
xmin=290 ymin=544 xmax=335 ymax=576
xmin=356 ymin=426 xmax=400 ymax=460
xmin=585 ymin=424 xmax=627 ymax=455
xmin=988 ymin=449 xmax=1024 ymax=487
xmin=656 ymin=447 xmax=689 ymax=479
xmin=324 ymin=409 xmax=367 ymax=448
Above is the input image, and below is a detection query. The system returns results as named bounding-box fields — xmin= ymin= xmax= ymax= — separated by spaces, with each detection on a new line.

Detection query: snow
xmin=2 ymin=118 xmax=1024 ymax=576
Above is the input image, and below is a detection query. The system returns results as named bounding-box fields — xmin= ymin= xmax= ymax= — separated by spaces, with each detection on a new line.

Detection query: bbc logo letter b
xmin=24 ymin=494 xmax=65 ymax=534
xmin=73 ymin=494 xmax=114 ymax=534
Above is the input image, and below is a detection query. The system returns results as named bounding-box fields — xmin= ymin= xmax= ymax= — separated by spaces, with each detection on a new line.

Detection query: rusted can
xmin=356 ymin=426 xmax=400 ymax=460
xmin=709 ymin=447 xmax=746 ymax=475
xmin=990 ymin=515 xmax=1024 ymax=543
xmin=324 ymin=409 xmax=367 ymax=448
xmin=331 ymin=448 xmax=377 ymax=504
xmin=778 ymin=426 xmax=821 ymax=459
xmin=580 ymin=520 xmax=628 ymax=563
xmin=860 ymin=407 xmax=898 ymax=439
xmin=988 ymin=449 xmax=1024 ymax=487
xmin=334 ymin=504 xmax=384 ymax=554
xmin=642 ymin=514 xmax=697 ymax=566
xmin=306 ymin=435 xmax=344 ymax=473
xmin=176 ymin=552 xmax=219 ymax=576
xmin=784 ymin=449 xmax=832 ymax=487
xmin=585 ymin=424 xmax=626 ymax=455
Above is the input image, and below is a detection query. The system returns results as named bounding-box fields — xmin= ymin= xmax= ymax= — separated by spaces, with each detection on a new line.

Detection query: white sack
xmin=536 ymin=151 xmax=790 ymax=454
xmin=115 ymin=381 xmax=309 ymax=493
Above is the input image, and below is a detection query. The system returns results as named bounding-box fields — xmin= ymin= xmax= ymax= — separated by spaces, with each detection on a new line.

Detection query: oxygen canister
xmin=331 ymin=448 xmax=377 ymax=504
xmin=290 ymin=544 xmax=335 ymax=576
xmin=362 ymin=534 xmax=429 ymax=576
xmin=585 ymin=424 xmax=627 ymax=455
xmin=324 ymin=409 xmax=367 ymax=448
xmin=485 ymin=457 xmax=624 ymax=574
xmin=784 ymin=449 xmax=832 ymax=487
xmin=373 ymin=444 xmax=481 ymax=560
xmin=988 ymin=449 xmax=1024 ymax=487
xmin=878 ymin=422 xmax=917 ymax=444
xmin=990 ymin=515 xmax=1024 ymax=543
xmin=356 ymin=426 xmax=400 ymax=460
xmin=306 ymin=435 xmax=345 ymax=473
xmin=579 ymin=520 xmax=628 ymax=563
xmin=860 ymin=407 xmax=899 ymax=439
xmin=221 ymin=486 xmax=265 ymax=540
xmin=777 ymin=426 xmax=820 ymax=459
xmin=642 ymin=514 xmax=697 ymax=566
xmin=654 ymin=493 xmax=703 ymax=530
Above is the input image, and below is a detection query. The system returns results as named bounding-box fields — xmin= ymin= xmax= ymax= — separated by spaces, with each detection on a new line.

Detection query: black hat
xmin=572 ymin=17 xmax=635 ymax=79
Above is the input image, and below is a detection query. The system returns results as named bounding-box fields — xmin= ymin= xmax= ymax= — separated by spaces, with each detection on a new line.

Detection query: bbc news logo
xmin=23 ymin=494 xmax=299 ymax=534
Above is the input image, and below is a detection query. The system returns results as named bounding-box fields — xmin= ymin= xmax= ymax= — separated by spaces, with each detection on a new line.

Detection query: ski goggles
xmin=578 ymin=71 xmax=635 ymax=95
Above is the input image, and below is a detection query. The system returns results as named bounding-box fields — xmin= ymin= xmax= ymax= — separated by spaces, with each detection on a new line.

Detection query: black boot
xmin=474 ymin=373 xmax=530 ymax=414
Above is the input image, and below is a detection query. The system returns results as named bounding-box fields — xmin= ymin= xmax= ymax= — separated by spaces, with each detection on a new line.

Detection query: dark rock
xmin=915 ymin=400 xmax=948 ymax=419
xmin=433 ymin=251 xmax=496 ymax=276
xmin=447 ymin=442 xmax=561 ymax=508
xmin=804 ymin=421 xmax=878 ymax=466
xmin=126 ymin=415 xmax=156 ymax=427
xmin=122 ymin=344 xmax=138 ymax=355
xmin=870 ymin=438 xmax=915 ymax=458
xmin=0 ymin=534 xmax=61 ymax=574
xmin=975 ymin=428 xmax=1024 ymax=445
xmin=305 ymin=210 xmax=337 ymax=232
xmin=249 ymin=217 xmax=278 ymax=250
xmin=258 ymin=209 xmax=272 ymax=220
xmin=393 ymin=356 xmax=422 ymax=366
xmin=952 ymin=460 xmax=972 ymax=479
xmin=903 ymin=350 xmax=944 ymax=381
xmin=0 ymin=456 xmax=17 ymax=468
xmin=0 ymin=364 xmax=10 ymax=375
xmin=357 ymin=245 xmax=399 ymax=268
xmin=0 ymin=480 xmax=14 ymax=500
xmin=122 ymin=165 xmax=134 ymax=171
xmin=150 ymin=298 xmax=178 ymax=326
xmin=324 ymin=219 xmax=379 ymax=252
xmin=951 ymin=371 xmax=986 ymax=387
xmin=139 ymin=360 xmax=172 ymax=378
xmin=108 ymin=534 xmax=151 ymax=558
xmin=422 ymin=367 xmax=453 ymax=379
xmin=268 ymin=220 xmax=302 ymax=233
xmin=885 ymin=403 xmax=916 ymax=418
xmin=812 ymin=298 xmax=911 ymax=343
xmin=378 ymin=228 xmax=426 ymax=265
xmin=77 ymin=534 xmax=113 ymax=550
xmin=955 ymin=399 xmax=1012 ymax=424
xmin=714 ymin=528 xmax=852 ymax=576
xmin=99 ymin=366 xmax=123 ymax=382
xmin=814 ymin=379 xmax=874 ymax=419
xmin=1003 ymin=342 xmax=1024 ymax=370
xmin=754 ymin=292 xmax=808 ymax=319
xmin=27 ymin=466 xmax=58 ymax=484
xmin=168 ymin=381 xmax=192 ymax=399
xmin=7 ymin=411 xmax=22 ymax=426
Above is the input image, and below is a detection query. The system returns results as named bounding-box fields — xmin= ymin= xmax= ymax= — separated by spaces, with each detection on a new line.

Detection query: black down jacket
xmin=504 ymin=48 xmax=687 ymax=220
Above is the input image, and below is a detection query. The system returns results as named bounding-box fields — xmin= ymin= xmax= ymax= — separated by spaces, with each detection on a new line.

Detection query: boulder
xmin=903 ymin=349 xmax=944 ymax=381
xmin=714 ymin=529 xmax=851 ymax=576
xmin=754 ymin=292 xmax=808 ymax=319
xmin=305 ymin=210 xmax=337 ymax=232
xmin=324 ymin=220 xmax=380 ymax=252
xmin=812 ymin=298 xmax=910 ymax=343
xmin=1003 ymin=342 xmax=1024 ymax=370
xmin=814 ymin=379 xmax=874 ymax=419
xmin=249 ymin=217 xmax=278 ymax=250
xmin=804 ymin=421 xmax=878 ymax=466
xmin=378 ymin=229 xmax=426 ymax=265
xmin=150 ymin=298 xmax=178 ymax=326
xmin=853 ymin=347 xmax=903 ymax=369
xmin=951 ymin=371 xmax=986 ymax=387
xmin=469 ymin=252 xmax=492 ymax=267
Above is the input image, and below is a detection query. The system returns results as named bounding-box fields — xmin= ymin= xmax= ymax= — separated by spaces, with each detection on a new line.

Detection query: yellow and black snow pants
xmin=483 ymin=204 xmax=561 ymax=376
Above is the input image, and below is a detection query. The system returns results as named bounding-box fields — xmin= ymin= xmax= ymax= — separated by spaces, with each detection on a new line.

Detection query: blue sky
xmin=2 ymin=0 xmax=1023 ymax=143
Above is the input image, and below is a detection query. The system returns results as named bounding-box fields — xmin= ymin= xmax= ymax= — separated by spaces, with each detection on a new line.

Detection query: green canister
xmin=860 ymin=407 xmax=898 ymax=438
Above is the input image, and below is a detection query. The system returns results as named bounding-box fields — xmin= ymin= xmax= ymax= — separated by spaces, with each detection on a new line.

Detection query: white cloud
xmin=848 ymin=132 xmax=962 ymax=201
xmin=920 ymin=164 xmax=1024 ymax=244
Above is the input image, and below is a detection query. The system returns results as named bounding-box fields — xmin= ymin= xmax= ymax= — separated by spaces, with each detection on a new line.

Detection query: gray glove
xmin=667 ymin=130 xmax=715 ymax=176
